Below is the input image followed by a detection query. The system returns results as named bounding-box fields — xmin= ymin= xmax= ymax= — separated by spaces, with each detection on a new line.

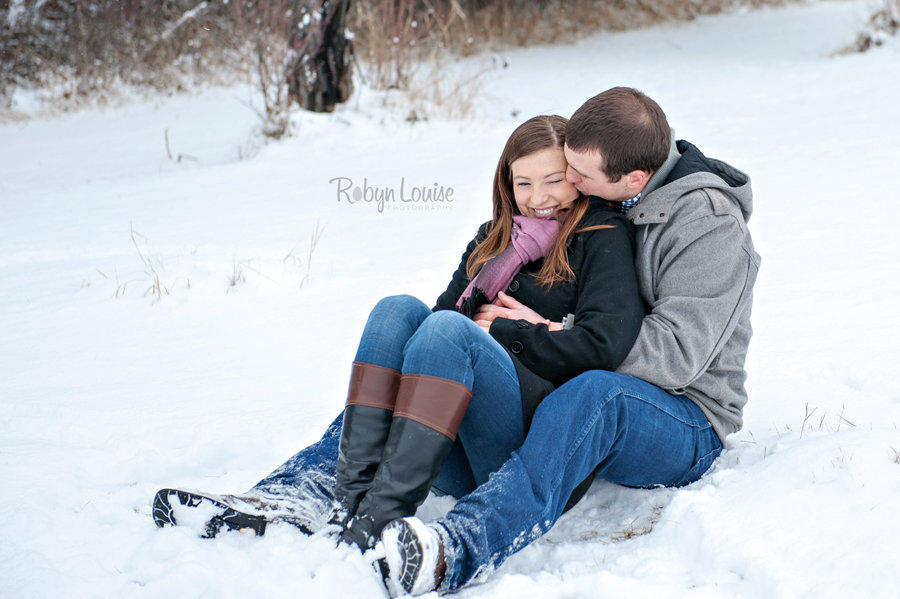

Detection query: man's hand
xmin=475 ymin=291 xmax=565 ymax=332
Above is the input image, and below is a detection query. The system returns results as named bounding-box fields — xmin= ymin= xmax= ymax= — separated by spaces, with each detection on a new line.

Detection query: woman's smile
xmin=511 ymin=147 xmax=579 ymax=219
xmin=530 ymin=205 xmax=560 ymax=218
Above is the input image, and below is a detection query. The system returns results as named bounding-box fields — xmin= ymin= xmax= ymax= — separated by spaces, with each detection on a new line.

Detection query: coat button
xmin=508 ymin=279 xmax=520 ymax=292
xmin=639 ymin=213 xmax=645 ymax=218
xmin=659 ymin=212 xmax=665 ymax=217
xmin=516 ymin=319 xmax=530 ymax=329
xmin=510 ymin=341 xmax=523 ymax=354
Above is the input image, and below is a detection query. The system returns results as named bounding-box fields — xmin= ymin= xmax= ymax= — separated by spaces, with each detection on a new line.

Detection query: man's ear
xmin=625 ymin=170 xmax=650 ymax=191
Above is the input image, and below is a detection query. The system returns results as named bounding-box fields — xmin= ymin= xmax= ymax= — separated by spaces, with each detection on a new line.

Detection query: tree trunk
xmin=289 ymin=0 xmax=354 ymax=113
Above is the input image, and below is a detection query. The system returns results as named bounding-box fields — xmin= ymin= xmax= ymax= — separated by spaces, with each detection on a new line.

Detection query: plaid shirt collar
xmin=620 ymin=193 xmax=642 ymax=214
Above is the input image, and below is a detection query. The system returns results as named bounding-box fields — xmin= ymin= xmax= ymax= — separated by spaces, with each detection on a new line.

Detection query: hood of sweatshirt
xmin=634 ymin=136 xmax=753 ymax=225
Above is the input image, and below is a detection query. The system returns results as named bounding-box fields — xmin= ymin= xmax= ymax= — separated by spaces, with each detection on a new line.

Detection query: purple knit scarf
xmin=456 ymin=215 xmax=559 ymax=318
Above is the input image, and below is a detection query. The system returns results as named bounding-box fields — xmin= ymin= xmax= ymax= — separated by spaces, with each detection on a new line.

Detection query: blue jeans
xmin=434 ymin=370 xmax=723 ymax=592
xmin=251 ymin=295 xmax=525 ymax=523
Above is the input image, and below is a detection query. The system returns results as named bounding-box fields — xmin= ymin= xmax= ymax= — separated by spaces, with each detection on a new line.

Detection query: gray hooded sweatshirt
xmin=616 ymin=137 xmax=761 ymax=443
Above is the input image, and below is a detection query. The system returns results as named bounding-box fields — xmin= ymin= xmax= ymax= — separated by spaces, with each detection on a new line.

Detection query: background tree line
xmin=2 ymin=0 xmax=895 ymax=125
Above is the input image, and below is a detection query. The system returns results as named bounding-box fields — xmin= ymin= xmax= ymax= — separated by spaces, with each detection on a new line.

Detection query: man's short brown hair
xmin=567 ymin=87 xmax=671 ymax=182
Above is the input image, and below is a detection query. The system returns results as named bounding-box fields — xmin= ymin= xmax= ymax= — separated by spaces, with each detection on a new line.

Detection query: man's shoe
xmin=152 ymin=488 xmax=314 ymax=538
xmin=380 ymin=517 xmax=444 ymax=597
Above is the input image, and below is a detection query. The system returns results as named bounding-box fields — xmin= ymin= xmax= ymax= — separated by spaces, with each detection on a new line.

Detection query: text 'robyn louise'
xmin=329 ymin=177 xmax=455 ymax=213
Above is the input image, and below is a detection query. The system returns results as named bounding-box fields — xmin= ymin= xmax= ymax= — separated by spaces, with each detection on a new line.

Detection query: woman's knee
xmin=371 ymin=294 xmax=429 ymax=317
xmin=416 ymin=310 xmax=479 ymax=344
xmin=402 ymin=311 xmax=485 ymax=379
xmin=365 ymin=295 xmax=431 ymax=331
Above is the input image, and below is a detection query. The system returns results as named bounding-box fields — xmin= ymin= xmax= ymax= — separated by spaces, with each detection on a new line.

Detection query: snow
xmin=2 ymin=1 xmax=900 ymax=597
xmin=168 ymin=496 xmax=227 ymax=537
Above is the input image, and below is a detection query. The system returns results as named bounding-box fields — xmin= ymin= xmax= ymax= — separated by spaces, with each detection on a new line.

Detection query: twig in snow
xmin=301 ymin=221 xmax=326 ymax=288
xmin=800 ymin=403 xmax=817 ymax=439
xmin=165 ymin=128 xmax=173 ymax=160
xmin=836 ymin=403 xmax=856 ymax=431
xmin=283 ymin=239 xmax=303 ymax=265
xmin=227 ymin=256 xmax=246 ymax=293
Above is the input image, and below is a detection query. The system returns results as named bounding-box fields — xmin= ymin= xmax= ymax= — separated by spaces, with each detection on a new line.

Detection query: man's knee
xmin=554 ymin=370 xmax=628 ymax=403
xmin=531 ymin=371 xmax=649 ymax=428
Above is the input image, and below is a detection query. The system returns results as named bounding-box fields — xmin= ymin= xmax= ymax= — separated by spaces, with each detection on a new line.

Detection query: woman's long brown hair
xmin=466 ymin=115 xmax=611 ymax=288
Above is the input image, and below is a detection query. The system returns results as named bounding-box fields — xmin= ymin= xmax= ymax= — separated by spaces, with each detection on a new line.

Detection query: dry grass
xmin=576 ymin=494 xmax=665 ymax=544
xmin=0 ymin=1 xmax=317 ymax=133
xmin=114 ymin=223 xmax=172 ymax=304
xmin=301 ymin=221 xmax=326 ymax=288
xmin=227 ymin=257 xmax=247 ymax=293
xmin=795 ymin=402 xmax=858 ymax=438
xmin=838 ymin=0 xmax=900 ymax=54
xmin=348 ymin=0 xmax=799 ymax=92
xmin=4 ymin=0 xmax=817 ymax=124
xmin=281 ymin=223 xmax=326 ymax=287
xmin=379 ymin=53 xmax=496 ymax=122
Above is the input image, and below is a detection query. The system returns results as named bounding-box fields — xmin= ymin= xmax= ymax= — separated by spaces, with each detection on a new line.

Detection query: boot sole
xmin=152 ymin=488 xmax=268 ymax=538
xmin=382 ymin=517 xmax=437 ymax=597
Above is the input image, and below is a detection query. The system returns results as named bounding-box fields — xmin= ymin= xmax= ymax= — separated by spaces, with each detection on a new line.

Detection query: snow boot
xmin=380 ymin=516 xmax=445 ymax=597
xmin=333 ymin=361 xmax=402 ymax=525
xmin=152 ymin=488 xmax=308 ymax=538
xmin=341 ymin=374 xmax=471 ymax=549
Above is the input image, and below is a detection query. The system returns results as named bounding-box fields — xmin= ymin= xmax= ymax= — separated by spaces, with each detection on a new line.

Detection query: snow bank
xmin=1 ymin=1 xmax=898 ymax=597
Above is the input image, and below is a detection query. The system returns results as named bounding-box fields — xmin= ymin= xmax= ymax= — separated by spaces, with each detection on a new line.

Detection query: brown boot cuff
xmin=394 ymin=374 xmax=473 ymax=441
xmin=346 ymin=361 xmax=401 ymax=410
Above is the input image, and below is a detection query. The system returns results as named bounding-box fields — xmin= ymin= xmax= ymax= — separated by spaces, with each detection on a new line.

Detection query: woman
xmin=152 ymin=115 xmax=644 ymax=550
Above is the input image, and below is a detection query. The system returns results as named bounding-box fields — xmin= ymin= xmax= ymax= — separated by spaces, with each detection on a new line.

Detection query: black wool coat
xmin=433 ymin=198 xmax=645 ymax=431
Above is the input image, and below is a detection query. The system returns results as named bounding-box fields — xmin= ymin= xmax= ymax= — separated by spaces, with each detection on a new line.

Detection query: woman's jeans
xmin=250 ymin=295 xmax=722 ymax=593
xmin=434 ymin=370 xmax=723 ymax=592
xmin=251 ymin=295 xmax=525 ymax=526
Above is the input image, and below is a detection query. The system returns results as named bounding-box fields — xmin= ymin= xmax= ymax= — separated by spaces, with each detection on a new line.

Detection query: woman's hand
xmin=476 ymin=292 xmax=550 ymax=326
xmin=474 ymin=319 xmax=493 ymax=335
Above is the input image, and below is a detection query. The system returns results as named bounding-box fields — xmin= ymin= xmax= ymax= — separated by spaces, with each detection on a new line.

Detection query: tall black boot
xmin=333 ymin=361 xmax=401 ymax=525
xmin=341 ymin=374 xmax=472 ymax=549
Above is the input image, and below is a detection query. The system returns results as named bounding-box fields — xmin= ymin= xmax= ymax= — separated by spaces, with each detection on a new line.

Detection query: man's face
xmin=564 ymin=144 xmax=645 ymax=202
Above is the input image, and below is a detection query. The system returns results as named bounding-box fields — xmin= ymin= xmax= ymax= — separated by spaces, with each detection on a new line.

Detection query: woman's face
xmin=510 ymin=147 xmax=579 ymax=220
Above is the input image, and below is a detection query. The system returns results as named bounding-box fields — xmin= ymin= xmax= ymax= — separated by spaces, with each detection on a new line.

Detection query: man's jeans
xmin=251 ymin=295 xmax=525 ymax=522
xmin=434 ymin=370 xmax=723 ymax=592
xmin=249 ymin=296 xmax=722 ymax=593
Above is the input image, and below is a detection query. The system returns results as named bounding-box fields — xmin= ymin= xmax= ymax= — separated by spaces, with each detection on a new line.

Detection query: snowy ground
xmin=2 ymin=1 xmax=899 ymax=597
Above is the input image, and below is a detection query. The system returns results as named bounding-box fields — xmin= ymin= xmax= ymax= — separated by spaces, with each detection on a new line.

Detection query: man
xmin=380 ymin=87 xmax=761 ymax=596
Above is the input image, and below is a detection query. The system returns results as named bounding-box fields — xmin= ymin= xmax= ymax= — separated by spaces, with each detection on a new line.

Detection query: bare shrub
xmin=389 ymin=54 xmax=495 ymax=122
xmin=2 ymin=0 xmax=800 ymax=120
xmin=0 ymin=0 xmax=352 ymax=127
xmin=1 ymin=1 xmax=244 ymax=103
xmin=344 ymin=0 xmax=799 ymax=120
xmin=839 ymin=0 xmax=900 ymax=54
xmin=347 ymin=0 xmax=797 ymax=94
xmin=249 ymin=30 xmax=294 ymax=139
